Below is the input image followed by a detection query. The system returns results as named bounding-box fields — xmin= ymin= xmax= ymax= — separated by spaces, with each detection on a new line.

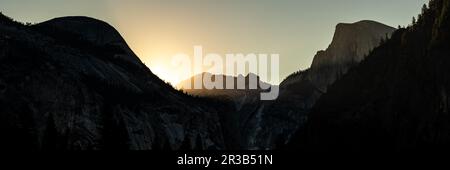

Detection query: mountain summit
xmin=34 ymin=16 xmax=144 ymax=67
xmin=246 ymin=20 xmax=395 ymax=149
xmin=311 ymin=20 xmax=396 ymax=70
xmin=291 ymin=0 xmax=450 ymax=151
xmin=0 ymin=14 xmax=225 ymax=150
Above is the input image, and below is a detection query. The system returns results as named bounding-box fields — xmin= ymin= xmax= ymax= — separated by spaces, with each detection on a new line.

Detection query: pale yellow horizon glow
xmin=104 ymin=0 xmax=425 ymax=86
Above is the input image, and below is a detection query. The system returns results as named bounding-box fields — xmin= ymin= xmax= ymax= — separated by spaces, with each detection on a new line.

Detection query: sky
xmin=0 ymin=0 xmax=427 ymax=85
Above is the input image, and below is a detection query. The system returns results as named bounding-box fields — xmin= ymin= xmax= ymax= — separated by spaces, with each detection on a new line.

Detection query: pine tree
xmin=422 ymin=4 xmax=428 ymax=14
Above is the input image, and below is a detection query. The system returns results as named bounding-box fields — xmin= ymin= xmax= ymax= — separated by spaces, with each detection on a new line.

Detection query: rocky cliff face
xmin=0 ymin=14 xmax=225 ymax=150
xmin=246 ymin=20 xmax=395 ymax=149
xmin=290 ymin=0 xmax=450 ymax=151
xmin=311 ymin=20 xmax=396 ymax=69
xmin=298 ymin=20 xmax=395 ymax=92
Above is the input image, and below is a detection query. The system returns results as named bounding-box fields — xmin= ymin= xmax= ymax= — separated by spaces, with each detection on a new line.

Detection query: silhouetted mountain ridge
xmin=289 ymin=0 xmax=450 ymax=151
xmin=0 ymin=14 xmax=225 ymax=150
xmin=245 ymin=20 xmax=395 ymax=149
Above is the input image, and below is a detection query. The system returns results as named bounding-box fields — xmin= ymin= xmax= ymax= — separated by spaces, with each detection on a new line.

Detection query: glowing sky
xmin=0 ymin=0 xmax=427 ymax=85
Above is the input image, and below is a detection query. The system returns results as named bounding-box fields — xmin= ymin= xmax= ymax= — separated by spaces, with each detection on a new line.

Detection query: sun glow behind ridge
xmin=100 ymin=0 xmax=426 ymax=86
xmin=149 ymin=65 xmax=181 ymax=86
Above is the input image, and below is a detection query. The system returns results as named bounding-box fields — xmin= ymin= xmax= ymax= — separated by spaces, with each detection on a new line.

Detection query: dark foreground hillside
xmin=0 ymin=14 xmax=225 ymax=150
xmin=290 ymin=0 xmax=450 ymax=151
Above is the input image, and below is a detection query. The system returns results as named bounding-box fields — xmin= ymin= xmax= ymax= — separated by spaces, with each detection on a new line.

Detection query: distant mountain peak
xmin=245 ymin=72 xmax=259 ymax=78
xmin=178 ymin=72 xmax=271 ymax=91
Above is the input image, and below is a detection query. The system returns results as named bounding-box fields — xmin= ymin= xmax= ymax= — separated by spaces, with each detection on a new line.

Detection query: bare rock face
xmin=309 ymin=20 xmax=396 ymax=91
xmin=246 ymin=20 xmax=395 ymax=149
xmin=291 ymin=0 xmax=450 ymax=151
xmin=0 ymin=14 xmax=225 ymax=150
xmin=312 ymin=21 xmax=396 ymax=69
